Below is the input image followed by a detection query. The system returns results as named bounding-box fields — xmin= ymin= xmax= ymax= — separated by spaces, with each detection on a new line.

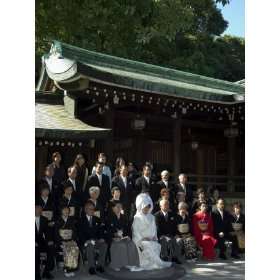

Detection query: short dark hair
xmin=110 ymin=200 xmax=122 ymax=209
xmin=111 ymin=186 xmax=120 ymax=195
xmin=96 ymin=161 xmax=104 ymax=167
xmin=233 ymin=201 xmax=242 ymax=209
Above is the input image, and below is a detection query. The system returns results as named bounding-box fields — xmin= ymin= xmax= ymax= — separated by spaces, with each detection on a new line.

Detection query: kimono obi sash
xmin=59 ymin=229 xmax=73 ymax=240
xmin=232 ymin=223 xmax=242 ymax=231
xmin=42 ymin=210 xmax=53 ymax=221
xmin=178 ymin=223 xmax=189 ymax=234
xmin=198 ymin=220 xmax=208 ymax=231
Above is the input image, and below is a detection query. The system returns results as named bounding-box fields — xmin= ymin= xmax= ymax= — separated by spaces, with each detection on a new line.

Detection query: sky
xmin=217 ymin=0 xmax=245 ymax=38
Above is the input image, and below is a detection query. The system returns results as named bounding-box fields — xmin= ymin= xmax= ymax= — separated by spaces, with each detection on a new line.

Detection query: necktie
xmin=89 ymin=216 xmax=93 ymax=227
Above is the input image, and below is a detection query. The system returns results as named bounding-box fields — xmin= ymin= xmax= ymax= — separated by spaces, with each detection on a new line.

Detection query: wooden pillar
xmin=224 ymin=127 xmax=239 ymax=193
xmin=227 ymin=136 xmax=237 ymax=193
xmin=173 ymin=118 xmax=182 ymax=177
xmin=196 ymin=147 xmax=204 ymax=189
xmin=104 ymin=109 xmax=114 ymax=164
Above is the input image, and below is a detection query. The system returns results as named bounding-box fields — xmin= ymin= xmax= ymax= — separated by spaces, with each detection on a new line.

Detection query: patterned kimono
xmin=192 ymin=211 xmax=217 ymax=260
xmin=175 ymin=214 xmax=198 ymax=259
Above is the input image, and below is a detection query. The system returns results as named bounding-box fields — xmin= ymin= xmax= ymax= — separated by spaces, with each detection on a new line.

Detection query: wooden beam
xmin=173 ymin=118 xmax=182 ymax=177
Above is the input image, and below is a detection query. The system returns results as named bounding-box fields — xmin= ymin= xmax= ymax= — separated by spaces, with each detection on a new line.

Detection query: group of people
xmin=35 ymin=152 xmax=245 ymax=280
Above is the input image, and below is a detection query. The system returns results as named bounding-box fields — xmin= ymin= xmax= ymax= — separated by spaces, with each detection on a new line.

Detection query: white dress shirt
xmin=97 ymin=173 xmax=102 ymax=186
xmin=144 ymin=175 xmax=150 ymax=184
xmin=45 ymin=176 xmax=53 ymax=192
xmin=92 ymin=165 xmax=112 ymax=187
xmin=69 ymin=178 xmax=76 ymax=191
xmin=35 ymin=216 xmax=40 ymax=232
xmin=218 ymin=208 xmax=224 ymax=219
xmin=121 ymin=175 xmax=127 ymax=188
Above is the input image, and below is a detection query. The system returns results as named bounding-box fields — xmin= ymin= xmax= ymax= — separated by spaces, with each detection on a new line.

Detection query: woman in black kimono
xmin=106 ymin=201 xmax=139 ymax=271
xmin=51 ymin=151 xmax=66 ymax=185
xmin=55 ymin=206 xmax=79 ymax=277
xmin=175 ymin=202 xmax=199 ymax=261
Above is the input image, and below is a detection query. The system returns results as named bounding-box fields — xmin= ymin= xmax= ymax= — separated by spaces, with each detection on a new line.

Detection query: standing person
xmin=114 ymin=157 xmax=126 ymax=177
xmin=192 ymin=188 xmax=212 ymax=214
xmin=54 ymin=206 xmax=79 ymax=277
xmin=192 ymin=201 xmax=217 ymax=260
xmin=63 ymin=165 xmax=83 ymax=204
xmin=106 ymin=201 xmax=139 ymax=271
xmin=154 ymin=199 xmax=183 ymax=264
xmin=87 ymin=162 xmax=111 ymax=207
xmin=230 ymin=202 xmax=245 ymax=253
xmin=175 ymin=174 xmax=193 ymax=205
xmin=59 ymin=183 xmax=80 ymax=221
xmin=132 ymin=193 xmax=172 ymax=270
xmin=37 ymin=165 xmax=59 ymax=202
xmin=35 ymin=205 xmax=55 ymax=280
xmin=78 ymin=202 xmax=108 ymax=275
xmin=156 ymin=170 xmax=175 ymax=203
xmin=209 ymin=187 xmax=220 ymax=212
xmin=92 ymin=153 xmax=112 ymax=188
xmin=212 ymin=198 xmax=240 ymax=259
xmin=175 ymin=202 xmax=198 ymax=261
xmin=153 ymin=188 xmax=175 ymax=213
xmin=112 ymin=164 xmax=136 ymax=218
xmin=51 ymin=151 xmax=66 ymax=185
xmin=73 ymin=154 xmax=89 ymax=194
xmin=127 ymin=162 xmax=139 ymax=184
xmin=135 ymin=164 xmax=158 ymax=202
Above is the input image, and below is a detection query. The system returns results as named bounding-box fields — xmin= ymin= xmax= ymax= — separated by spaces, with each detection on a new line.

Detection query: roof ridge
xmin=51 ymin=41 xmax=244 ymax=94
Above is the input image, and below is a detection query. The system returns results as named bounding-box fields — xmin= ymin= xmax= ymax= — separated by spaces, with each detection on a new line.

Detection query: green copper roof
xmin=42 ymin=40 xmax=245 ymax=104
xmin=35 ymin=102 xmax=110 ymax=139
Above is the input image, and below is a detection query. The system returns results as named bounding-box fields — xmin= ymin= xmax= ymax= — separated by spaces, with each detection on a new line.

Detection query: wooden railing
xmin=186 ymin=174 xmax=245 ymax=194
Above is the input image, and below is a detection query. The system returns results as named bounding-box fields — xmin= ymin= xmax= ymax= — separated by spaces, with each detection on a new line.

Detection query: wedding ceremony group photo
xmin=35 ymin=1 xmax=245 ymax=279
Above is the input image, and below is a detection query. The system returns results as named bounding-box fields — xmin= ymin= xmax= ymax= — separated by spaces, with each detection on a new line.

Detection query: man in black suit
xmin=35 ymin=205 xmax=55 ymax=280
xmin=212 ymin=198 xmax=240 ymax=259
xmin=78 ymin=201 xmax=108 ymax=275
xmin=112 ymin=164 xmax=136 ymax=218
xmin=86 ymin=162 xmax=111 ymax=207
xmin=37 ymin=165 xmax=60 ymax=204
xmin=175 ymin=173 xmax=193 ymax=204
xmin=154 ymin=199 xmax=183 ymax=263
xmin=62 ymin=165 xmax=84 ymax=204
xmin=156 ymin=170 xmax=175 ymax=203
xmin=135 ymin=164 xmax=158 ymax=202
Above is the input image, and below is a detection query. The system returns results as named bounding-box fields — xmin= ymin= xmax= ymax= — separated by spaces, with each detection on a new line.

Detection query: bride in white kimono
xmin=132 ymin=193 xmax=172 ymax=270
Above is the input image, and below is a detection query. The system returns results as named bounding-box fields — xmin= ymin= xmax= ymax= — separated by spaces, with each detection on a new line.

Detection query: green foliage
xmin=36 ymin=0 xmax=244 ymax=81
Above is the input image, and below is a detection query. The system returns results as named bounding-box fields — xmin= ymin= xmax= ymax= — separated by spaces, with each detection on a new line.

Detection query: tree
xmin=36 ymin=0 xmax=244 ymax=81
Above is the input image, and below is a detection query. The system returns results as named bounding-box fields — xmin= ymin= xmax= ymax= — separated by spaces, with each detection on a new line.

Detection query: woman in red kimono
xmin=192 ymin=201 xmax=217 ymax=260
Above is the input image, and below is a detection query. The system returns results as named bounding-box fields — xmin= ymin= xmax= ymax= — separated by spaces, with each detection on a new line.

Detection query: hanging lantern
xmin=104 ymin=89 xmax=107 ymax=93
xmin=56 ymin=141 xmax=60 ymax=146
xmin=68 ymin=142 xmax=71 ymax=146
xmin=93 ymin=87 xmax=97 ymax=90
xmin=105 ymin=93 xmax=109 ymax=98
xmin=61 ymin=142 xmax=65 ymax=146
xmin=171 ymin=112 xmax=177 ymax=119
xmin=92 ymin=98 xmax=96 ymax=103
xmin=105 ymin=103 xmax=109 ymax=110
xmin=182 ymin=107 xmax=187 ymax=114
xmin=96 ymin=91 xmax=99 ymax=96
xmin=113 ymin=95 xmax=119 ymax=104
xmin=191 ymin=141 xmax=199 ymax=150
xmin=72 ymin=143 xmax=75 ymax=147
xmin=86 ymin=89 xmax=90 ymax=94
xmin=78 ymin=142 xmax=82 ymax=147
xmin=44 ymin=140 xmax=49 ymax=145
xmin=38 ymin=141 xmax=42 ymax=146
xmin=50 ymin=142 xmax=54 ymax=146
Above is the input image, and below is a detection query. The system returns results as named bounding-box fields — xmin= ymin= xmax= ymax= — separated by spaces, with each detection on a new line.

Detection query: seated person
xmin=54 ymin=206 xmax=79 ymax=277
xmin=107 ymin=187 xmax=122 ymax=215
xmin=175 ymin=202 xmax=198 ymax=260
xmin=106 ymin=201 xmax=139 ymax=271
xmin=153 ymin=188 xmax=175 ymax=213
xmin=86 ymin=186 xmax=104 ymax=221
xmin=192 ymin=201 xmax=217 ymax=260
xmin=36 ymin=183 xmax=56 ymax=227
xmin=35 ymin=204 xmax=55 ymax=280
xmin=59 ymin=183 xmax=80 ymax=220
xmin=174 ymin=191 xmax=188 ymax=214
xmin=212 ymin=198 xmax=240 ymax=259
xmin=191 ymin=188 xmax=212 ymax=214
xmin=154 ymin=199 xmax=183 ymax=264
xmin=230 ymin=202 xmax=245 ymax=253
xmin=78 ymin=201 xmax=108 ymax=275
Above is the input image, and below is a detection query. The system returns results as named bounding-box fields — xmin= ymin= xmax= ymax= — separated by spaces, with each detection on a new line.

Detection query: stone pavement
xmin=50 ymin=256 xmax=245 ymax=280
